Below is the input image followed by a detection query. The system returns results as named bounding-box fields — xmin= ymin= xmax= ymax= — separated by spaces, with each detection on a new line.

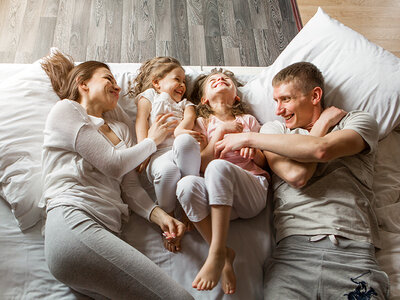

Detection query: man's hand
xmin=214 ymin=132 xmax=250 ymax=158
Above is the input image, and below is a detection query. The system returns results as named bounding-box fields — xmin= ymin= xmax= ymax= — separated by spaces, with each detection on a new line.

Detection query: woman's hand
xmin=149 ymin=207 xmax=186 ymax=252
xmin=147 ymin=113 xmax=178 ymax=146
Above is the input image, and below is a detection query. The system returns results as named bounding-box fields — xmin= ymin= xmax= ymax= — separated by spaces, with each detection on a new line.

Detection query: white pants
xmin=176 ymin=159 xmax=269 ymax=222
xmin=147 ymin=134 xmax=200 ymax=213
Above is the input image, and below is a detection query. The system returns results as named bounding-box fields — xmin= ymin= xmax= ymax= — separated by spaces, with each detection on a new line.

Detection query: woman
xmin=40 ymin=50 xmax=193 ymax=300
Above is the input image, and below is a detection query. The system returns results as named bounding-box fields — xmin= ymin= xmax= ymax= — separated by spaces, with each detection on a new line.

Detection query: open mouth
xmin=214 ymin=82 xmax=228 ymax=88
xmin=284 ymin=114 xmax=294 ymax=121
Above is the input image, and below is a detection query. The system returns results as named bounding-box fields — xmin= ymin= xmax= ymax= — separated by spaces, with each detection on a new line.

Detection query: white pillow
xmin=240 ymin=7 xmax=400 ymax=140
xmin=0 ymin=63 xmax=59 ymax=230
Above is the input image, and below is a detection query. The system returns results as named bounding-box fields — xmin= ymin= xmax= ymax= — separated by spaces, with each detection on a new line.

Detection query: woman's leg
xmin=45 ymin=206 xmax=193 ymax=300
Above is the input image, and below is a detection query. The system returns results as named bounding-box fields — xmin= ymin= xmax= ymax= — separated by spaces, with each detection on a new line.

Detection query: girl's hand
xmin=147 ymin=113 xmax=178 ymax=146
xmin=218 ymin=120 xmax=243 ymax=135
xmin=136 ymin=157 xmax=150 ymax=173
xmin=175 ymin=129 xmax=206 ymax=144
xmin=239 ymin=147 xmax=256 ymax=159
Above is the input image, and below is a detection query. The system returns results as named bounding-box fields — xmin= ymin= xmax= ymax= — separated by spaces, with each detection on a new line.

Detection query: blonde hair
xmin=41 ymin=50 xmax=110 ymax=101
xmin=190 ymin=68 xmax=246 ymax=118
xmin=272 ymin=62 xmax=325 ymax=103
xmin=132 ymin=56 xmax=184 ymax=97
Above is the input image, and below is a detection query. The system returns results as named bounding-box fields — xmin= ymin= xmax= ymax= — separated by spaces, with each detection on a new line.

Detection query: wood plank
xmin=33 ymin=17 xmax=57 ymax=61
xmin=170 ymin=0 xmax=190 ymax=65
xmin=0 ymin=0 xmax=27 ymax=62
xmin=103 ymin=0 xmax=123 ymax=62
xmin=205 ymin=36 xmax=224 ymax=66
xmin=69 ymin=0 xmax=91 ymax=61
xmin=204 ymin=0 xmax=220 ymax=37
xmin=156 ymin=40 xmax=173 ymax=57
xmin=41 ymin=0 xmax=59 ymax=17
xmin=53 ymin=0 xmax=75 ymax=55
xmin=188 ymin=25 xmax=207 ymax=65
xmin=221 ymin=36 xmax=241 ymax=66
xmin=86 ymin=0 xmax=106 ymax=62
xmin=263 ymin=0 xmax=288 ymax=54
xmin=247 ymin=0 xmax=268 ymax=29
xmin=121 ymin=0 xmax=139 ymax=63
xmin=138 ymin=40 xmax=156 ymax=63
xmin=187 ymin=0 xmax=203 ymax=26
xmin=253 ymin=28 xmax=279 ymax=66
xmin=15 ymin=0 xmax=44 ymax=63
xmin=137 ymin=0 xmax=156 ymax=41
xmin=155 ymin=0 xmax=171 ymax=41
xmin=232 ymin=0 xmax=259 ymax=66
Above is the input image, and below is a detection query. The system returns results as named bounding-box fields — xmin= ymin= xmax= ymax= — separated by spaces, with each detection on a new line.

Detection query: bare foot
xmin=192 ymin=249 xmax=226 ymax=291
xmin=221 ymin=247 xmax=236 ymax=294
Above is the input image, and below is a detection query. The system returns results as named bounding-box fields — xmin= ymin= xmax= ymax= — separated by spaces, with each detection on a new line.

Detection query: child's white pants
xmin=176 ymin=159 xmax=269 ymax=222
xmin=147 ymin=134 xmax=200 ymax=213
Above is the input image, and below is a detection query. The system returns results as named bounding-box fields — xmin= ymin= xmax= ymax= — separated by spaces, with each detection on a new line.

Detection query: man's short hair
xmin=272 ymin=62 xmax=325 ymax=101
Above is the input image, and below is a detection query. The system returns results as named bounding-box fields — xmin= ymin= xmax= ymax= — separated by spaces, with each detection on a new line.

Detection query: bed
xmin=1 ymin=8 xmax=399 ymax=300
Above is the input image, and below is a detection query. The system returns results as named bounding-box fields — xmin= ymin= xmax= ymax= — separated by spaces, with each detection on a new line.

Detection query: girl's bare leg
xmin=191 ymin=205 xmax=236 ymax=294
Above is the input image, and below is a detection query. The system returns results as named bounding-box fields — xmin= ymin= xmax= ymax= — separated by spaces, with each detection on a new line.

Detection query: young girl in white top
xmin=176 ymin=69 xmax=270 ymax=294
xmin=134 ymin=57 xmax=203 ymax=251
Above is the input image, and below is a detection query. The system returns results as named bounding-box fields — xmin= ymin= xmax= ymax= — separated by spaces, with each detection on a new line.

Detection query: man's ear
xmin=311 ymin=87 xmax=323 ymax=105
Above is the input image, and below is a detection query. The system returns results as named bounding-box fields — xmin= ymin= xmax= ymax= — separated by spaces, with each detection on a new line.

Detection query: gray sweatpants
xmin=45 ymin=205 xmax=193 ymax=300
xmin=263 ymin=235 xmax=390 ymax=300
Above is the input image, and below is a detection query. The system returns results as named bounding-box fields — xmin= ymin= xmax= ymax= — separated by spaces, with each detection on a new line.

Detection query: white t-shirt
xmin=137 ymin=88 xmax=194 ymax=148
xmin=261 ymin=111 xmax=381 ymax=247
xmin=41 ymin=100 xmax=157 ymax=233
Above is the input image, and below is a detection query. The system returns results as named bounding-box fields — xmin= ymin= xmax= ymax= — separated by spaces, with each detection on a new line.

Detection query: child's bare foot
xmin=192 ymin=248 xmax=226 ymax=291
xmin=221 ymin=247 xmax=236 ymax=294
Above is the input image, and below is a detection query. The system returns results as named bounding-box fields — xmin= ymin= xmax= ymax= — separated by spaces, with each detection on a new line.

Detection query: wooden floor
xmin=0 ymin=0 xmax=299 ymax=66
xmin=297 ymin=0 xmax=400 ymax=58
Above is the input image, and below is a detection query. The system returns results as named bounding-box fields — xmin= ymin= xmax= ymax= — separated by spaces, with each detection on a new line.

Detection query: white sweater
xmin=41 ymin=100 xmax=157 ymax=233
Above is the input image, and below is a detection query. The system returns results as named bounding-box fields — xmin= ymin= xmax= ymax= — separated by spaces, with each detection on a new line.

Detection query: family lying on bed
xmin=39 ymin=51 xmax=389 ymax=299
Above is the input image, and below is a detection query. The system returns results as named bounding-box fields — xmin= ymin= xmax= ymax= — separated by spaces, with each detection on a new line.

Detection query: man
xmin=215 ymin=62 xmax=389 ymax=299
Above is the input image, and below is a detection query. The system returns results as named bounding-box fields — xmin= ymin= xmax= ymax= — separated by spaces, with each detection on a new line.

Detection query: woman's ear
xmin=235 ymin=95 xmax=241 ymax=102
xmin=201 ymin=97 xmax=209 ymax=105
xmin=77 ymin=77 xmax=89 ymax=92
xmin=311 ymin=87 xmax=323 ymax=105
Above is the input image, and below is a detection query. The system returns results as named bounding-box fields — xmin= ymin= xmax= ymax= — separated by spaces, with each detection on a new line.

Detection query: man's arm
xmin=215 ymin=129 xmax=367 ymax=187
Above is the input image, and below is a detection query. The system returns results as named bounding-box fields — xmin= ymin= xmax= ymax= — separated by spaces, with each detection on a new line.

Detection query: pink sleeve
xmin=194 ymin=117 xmax=208 ymax=136
xmin=245 ymin=114 xmax=261 ymax=132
